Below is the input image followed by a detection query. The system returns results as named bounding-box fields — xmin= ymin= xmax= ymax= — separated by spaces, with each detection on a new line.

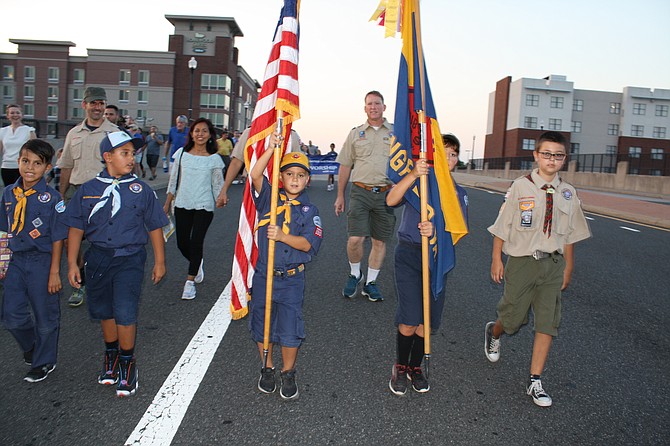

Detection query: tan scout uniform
xmin=58 ymin=119 xmax=119 ymax=187
xmin=337 ymin=119 xmax=393 ymax=187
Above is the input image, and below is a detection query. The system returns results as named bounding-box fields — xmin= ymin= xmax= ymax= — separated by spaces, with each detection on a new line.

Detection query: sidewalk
xmin=452 ymin=172 xmax=670 ymax=230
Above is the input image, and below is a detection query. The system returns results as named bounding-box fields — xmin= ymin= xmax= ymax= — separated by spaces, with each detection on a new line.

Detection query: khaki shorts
xmin=496 ymin=254 xmax=565 ymax=337
xmin=347 ymin=184 xmax=396 ymax=241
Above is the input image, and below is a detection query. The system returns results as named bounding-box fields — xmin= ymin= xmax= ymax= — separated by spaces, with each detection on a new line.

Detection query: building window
xmin=631 ymin=125 xmax=644 ymax=137
xmin=573 ymin=99 xmax=583 ymax=112
xmin=202 ymin=112 xmax=226 ymax=128
xmin=650 ymin=169 xmax=662 ymax=176
xmin=119 ymin=90 xmax=130 ymax=103
xmin=119 ymin=109 xmax=129 ymax=119
xmin=548 ymin=118 xmax=562 ymax=130
xmin=138 ymin=70 xmax=150 ymax=86
xmin=632 ymin=103 xmax=646 ymax=115
xmin=609 ymin=102 xmax=621 ymax=114
xmin=72 ymin=107 xmax=83 ymax=119
xmin=47 ymin=105 xmax=58 ymax=121
xmin=48 ymin=67 xmax=59 ymax=83
xmin=607 ymin=124 xmax=619 ymax=136
xmin=571 ymin=121 xmax=582 ymax=133
xmin=201 ymin=74 xmax=232 ymax=92
xmin=550 ymin=96 xmax=564 ymax=109
xmin=73 ymin=68 xmax=85 ymax=85
xmin=24 ymin=66 xmax=35 ymax=82
xmin=138 ymin=90 xmax=148 ymax=104
xmin=653 ymin=127 xmax=667 ymax=138
xmin=136 ymin=109 xmax=147 ymax=122
xmin=2 ymin=65 xmax=14 ymax=80
xmin=628 ymin=147 xmax=641 ymax=158
xmin=23 ymin=103 xmax=34 ymax=118
xmin=606 ymin=145 xmax=617 ymax=155
xmin=119 ymin=69 xmax=131 ymax=85
xmin=522 ymin=139 xmax=535 ymax=151
xmin=46 ymin=123 xmax=58 ymax=136
xmin=23 ymin=85 xmax=35 ymax=101
xmin=651 ymin=148 xmax=664 ymax=160
xmin=2 ymin=85 xmax=14 ymax=99
xmin=525 ymin=94 xmax=539 ymax=107
xmin=570 ymin=143 xmax=580 ymax=154
xmin=47 ymin=86 xmax=58 ymax=102
xmin=201 ymin=93 xmax=230 ymax=109
xmin=656 ymin=105 xmax=669 ymax=117
xmin=524 ymin=116 xmax=537 ymax=128
xmin=73 ymin=88 xmax=83 ymax=102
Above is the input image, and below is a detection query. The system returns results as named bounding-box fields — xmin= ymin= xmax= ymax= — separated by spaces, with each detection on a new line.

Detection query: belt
xmin=353 ymin=182 xmax=392 ymax=193
xmin=274 ymin=263 xmax=305 ymax=277
xmin=530 ymin=250 xmax=561 ymax=260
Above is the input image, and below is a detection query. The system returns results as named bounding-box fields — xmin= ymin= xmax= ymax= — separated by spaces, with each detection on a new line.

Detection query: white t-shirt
xmin=0 ymin=125 xmax=35 ymax=169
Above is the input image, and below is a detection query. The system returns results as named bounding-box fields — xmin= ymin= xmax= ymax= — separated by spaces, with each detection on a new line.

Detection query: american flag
xmin=230 ymin=0 xmax=301 ymax=319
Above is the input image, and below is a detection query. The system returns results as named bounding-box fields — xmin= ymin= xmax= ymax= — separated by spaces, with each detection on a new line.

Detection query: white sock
xmin=367 ymin=268 xmax=380 ymax=284
xmin=349 ymin=262 xmax=361 ymax=278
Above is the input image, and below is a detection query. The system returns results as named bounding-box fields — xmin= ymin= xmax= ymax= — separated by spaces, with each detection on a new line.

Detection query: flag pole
xmin=413 ymin=0 xmax=431 ymax=379
xmin=262 ymin=113 xmax=285 ymax=369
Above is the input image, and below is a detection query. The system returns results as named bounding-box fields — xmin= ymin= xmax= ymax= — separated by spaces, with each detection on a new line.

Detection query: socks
xmin=409 ymin=334 xmax=425 ymax=368
xmin=120 ymin=348 xmax=135 ymax=359
xmin=349 ymin=262 xmax=361 ymax=279
xmin=396 ymin=332 xmax=414 ymax=366
xmin=105 ymin=341 xmax=119 ymax=351
xmin=530 ymin=374 xmax=541 ymax=381
xmin=366 ymin=268 xmax=380 ymax=284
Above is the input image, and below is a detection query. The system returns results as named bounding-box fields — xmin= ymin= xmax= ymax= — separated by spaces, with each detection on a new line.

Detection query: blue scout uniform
xmin=248 ymin=178 xmax=322 ymax=348
xmin=61 ymin=169 xmax=168 ymax=325
xmin=0 ymin=177 xmax=68 ymax=368
xmin=393 ymin=183 xmax=468 ymax=330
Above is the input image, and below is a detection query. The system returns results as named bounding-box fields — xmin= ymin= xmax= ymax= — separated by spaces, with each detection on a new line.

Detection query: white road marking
xmin=585 ymin=216 xmax=594 ymax=221
xmin=125 ymin=281 xmax=233 ymax=446
xmin=620 ymin=226 xmax=640 ymax=232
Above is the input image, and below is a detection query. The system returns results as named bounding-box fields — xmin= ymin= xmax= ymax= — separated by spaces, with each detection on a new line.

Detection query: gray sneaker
xmin=342 ymin=273 xmax=363 ymax=298
xmin=279 ymin=369 xmax=299 ymax=400
xmin=68 ymin=286 xmax=85 ymax=307
xmin=258 ymin=367 xmax=276 ymax=394
xmin=485 ymin=321 xmax=500 ymax=362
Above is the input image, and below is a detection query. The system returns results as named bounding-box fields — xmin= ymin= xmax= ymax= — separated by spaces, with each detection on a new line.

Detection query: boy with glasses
xmin=484 ymin=131 xmax=591 ymax=407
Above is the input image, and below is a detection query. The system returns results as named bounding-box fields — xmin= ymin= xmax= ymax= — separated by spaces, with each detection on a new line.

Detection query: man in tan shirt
xmin=335 ymin=91 xmax=395 ymax=302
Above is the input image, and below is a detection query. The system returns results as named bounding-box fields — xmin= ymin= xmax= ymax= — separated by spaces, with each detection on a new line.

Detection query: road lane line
xmin=125 ymin=281 xmax=233 ymax=446
xmin=620 ymin=226 xmax=641 ymax=232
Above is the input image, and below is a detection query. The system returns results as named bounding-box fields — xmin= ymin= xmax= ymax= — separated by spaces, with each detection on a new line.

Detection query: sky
xmin=2 ymin=0 xmax=669 ymax=159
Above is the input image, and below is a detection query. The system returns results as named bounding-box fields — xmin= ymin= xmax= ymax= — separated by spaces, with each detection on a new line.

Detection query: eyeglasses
xmin=538 ymin=151 xmax=566 ymax=161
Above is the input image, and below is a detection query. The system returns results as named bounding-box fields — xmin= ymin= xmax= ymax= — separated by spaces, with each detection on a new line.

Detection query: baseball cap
xmin=100 ymin=131 xmax=144 ymax=157
xmin=280 ymin=152 xmax=310 ymax=173
xmin=84 ymin=86 xmax=107 ymax=102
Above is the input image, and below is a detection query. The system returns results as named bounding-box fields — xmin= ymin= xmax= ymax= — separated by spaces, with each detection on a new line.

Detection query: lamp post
xmin=243 ymin=101 xmax=250 ymax=129
xmin=187 ymin=57 xmax=198 ymax=120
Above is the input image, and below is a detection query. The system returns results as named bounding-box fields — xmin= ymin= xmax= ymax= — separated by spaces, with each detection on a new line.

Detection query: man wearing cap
xmin=334 ymin=90 xmax=395 ymax=303
xmin=58 ymin=86 xmax=118 ymax=307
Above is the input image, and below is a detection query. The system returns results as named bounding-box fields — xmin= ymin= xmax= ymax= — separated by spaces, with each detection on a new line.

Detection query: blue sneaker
xmin=116 ymin=356 xmax=138 ymax=397
xmin=342 ymin=273 xmax=363 ymax=298
xmin=362 ymin=281 xmax=384 ymax=302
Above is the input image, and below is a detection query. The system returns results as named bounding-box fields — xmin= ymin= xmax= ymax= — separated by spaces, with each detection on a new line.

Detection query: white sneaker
xmin=181 ymin=280 xmax=196 ymax=300
xmin=485 ymin=321 xmax=500 ymax=362
xmin=527 ymin=379 xmax=552 ymax=407
xmin=194 ymin=260 xmax=204 ymax=284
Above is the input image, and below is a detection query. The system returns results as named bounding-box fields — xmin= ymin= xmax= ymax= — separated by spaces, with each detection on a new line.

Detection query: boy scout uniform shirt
xmin=0 ymin=177 xmax=68 ymax=252
xmin=337 ymin=119 xmax=393 ymax=187
xmin=488 ymin=169 xmax=591 ymax=257
xmin=57 ymin=119 xmax=119 ymax=186
xmin=253 ymin=178 xmax=322 ymax=270
xmin=62 ymin=170 xmax=169 ymax=256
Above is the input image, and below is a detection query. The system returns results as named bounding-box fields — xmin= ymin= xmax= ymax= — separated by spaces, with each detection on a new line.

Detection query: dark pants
xmin=1 ymin=168 xmax=20 ymax=187
xmin=174 ymin=207 xmax=214 ymax=276
xmin=2 ymin=251 xmax=60 ymax=367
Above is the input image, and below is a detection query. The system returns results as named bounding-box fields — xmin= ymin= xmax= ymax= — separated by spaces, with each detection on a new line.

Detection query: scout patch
xmin=519 ymin=201 xmax=534 ymax=228
xmin=519 ymin=200 xmax=535 ymax=211
xmin=32 ymin=217 xmax=43 ymax=228
xmin=55 ymin=200 xmax=66 ymax=213
xmin=302 ymin=205 xmax=310 ymax=213
xmin=561 ymin=188 xmax=572 ymax=200
xmin=313 ymin=215 xmax=323 ymax=238
xmin=129 ymin=183 xmax=143 ymax=193
xmin=38 ymin=192 xmax=51 ymax=203
xmin=359 ymin=131 xmax=366 ymax=139
xmin=29 ymin=229 xmax=41 ymax=239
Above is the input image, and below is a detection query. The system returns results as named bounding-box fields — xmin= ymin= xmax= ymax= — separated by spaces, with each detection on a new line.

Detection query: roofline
xmin=164 ymin=15 xmax=243 ymax=37
xmin=9 ymin=39 xmax=76 ymax=47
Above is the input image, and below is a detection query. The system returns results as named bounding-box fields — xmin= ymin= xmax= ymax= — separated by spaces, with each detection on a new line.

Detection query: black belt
xmin=274 ymin=264 xmax=305 ymax=277
xmin=353 ymin=182 xmax=392 ymax=194
xmin=530 ymin=250 xmax=561 ymax=260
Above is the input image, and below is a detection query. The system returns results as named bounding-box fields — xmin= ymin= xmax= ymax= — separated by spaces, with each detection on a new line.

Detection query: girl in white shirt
xmin=0 ymin=104 xmax=36 ymax=186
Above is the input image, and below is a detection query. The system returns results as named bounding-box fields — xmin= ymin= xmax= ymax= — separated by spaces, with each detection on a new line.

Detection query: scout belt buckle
xmin=531 ymin=250 xmax=551 ymax=260
xmin=370 ymin=186 xmax=382 ymax=193
xmin=274 ymin=264 xmax=305 ymax=277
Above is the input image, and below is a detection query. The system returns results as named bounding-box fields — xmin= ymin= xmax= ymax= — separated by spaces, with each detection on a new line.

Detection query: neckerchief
xmin=88 ymin=174 xmax=137 ymax=222
xmin=11 ymin=186 xmax=37 ymax=234
xmin=526 ymin=173 xmax=557 ymax=238
xmin=256 ymin=193 xmax=301 ymax=235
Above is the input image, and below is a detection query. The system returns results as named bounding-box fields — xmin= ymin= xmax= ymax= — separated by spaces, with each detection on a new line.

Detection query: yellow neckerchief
xmin=256 ymin=192 xmax=301 ymax=235
xmin=11 ymin=186 xmax=37 ymax=234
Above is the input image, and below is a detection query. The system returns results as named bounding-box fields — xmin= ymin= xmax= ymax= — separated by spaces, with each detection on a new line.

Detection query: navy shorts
xmin=248 ymin=268 xmax=305 ymax=348
xmin=394 ymin=242 xmax=447 ymax=330
xmin=84 ymin=245 xmax=146 ymax=325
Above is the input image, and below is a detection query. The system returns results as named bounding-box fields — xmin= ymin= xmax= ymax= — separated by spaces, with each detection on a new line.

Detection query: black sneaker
xmin=258 ymin=367 xmax=276 ymax=393
xmin=389 ymin=364 xmax=408 ymax=396
xmin=98 ymin=349 xmax=119 ymax=385
xmin=408 ymin=366 xmax=430 ymax=393
xmin=527 ymin=379 xmax=552 ymax=407
xmin=116 ymin=356 xmax=138 ymax=397
xmin=279 ymin=369 xmax=299 ymax=400
xmin=23 ymin=348 xmax=34 ymax=366
xmin=24 ymin=364 xmax=56 ymax=383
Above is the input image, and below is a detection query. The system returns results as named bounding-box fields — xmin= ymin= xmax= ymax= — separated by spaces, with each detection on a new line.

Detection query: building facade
xmin=0 ymin=15 xmax=259 ymax=137
xmin=485 ymin=75 xmax=670 ymax=174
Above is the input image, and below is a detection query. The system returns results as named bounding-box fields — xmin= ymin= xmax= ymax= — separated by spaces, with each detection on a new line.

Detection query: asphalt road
xmin=1 ymin=182 xmax=668 ymax=445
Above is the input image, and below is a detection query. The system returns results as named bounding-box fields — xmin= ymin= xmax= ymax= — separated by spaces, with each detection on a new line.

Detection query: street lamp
xmin=187 ymin=57 xmax=198 ymax=120
xmin=243 ymin=101 xmax=250 ymax=129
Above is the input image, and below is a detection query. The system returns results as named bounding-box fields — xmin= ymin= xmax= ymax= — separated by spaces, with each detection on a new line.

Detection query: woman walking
xmin=0 ymin=104 xmax=36 ymax=186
